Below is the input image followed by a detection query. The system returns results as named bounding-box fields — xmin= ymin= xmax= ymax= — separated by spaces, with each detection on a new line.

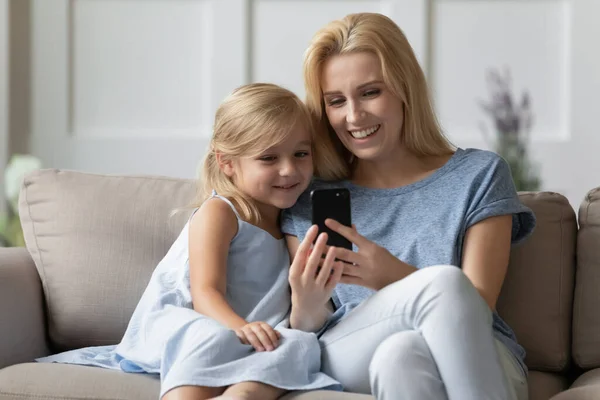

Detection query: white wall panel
xmin=431 ymin=0 xmax=571 ymax=143
xmin=71 ymin=0 xmax=210 ymax=138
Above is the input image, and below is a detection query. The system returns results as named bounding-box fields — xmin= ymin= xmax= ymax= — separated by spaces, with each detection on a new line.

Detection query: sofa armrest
xmin=0 ymin=247 xmax=49 ymax=368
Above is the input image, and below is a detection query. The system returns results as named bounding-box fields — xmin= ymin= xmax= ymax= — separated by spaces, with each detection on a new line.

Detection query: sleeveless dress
xmin=37 ymin=193 xmax=342 ymax=397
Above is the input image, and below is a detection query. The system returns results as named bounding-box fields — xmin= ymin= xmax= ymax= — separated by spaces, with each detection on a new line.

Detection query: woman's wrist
xmin=378 ymin=259 xmax=418 ymax=290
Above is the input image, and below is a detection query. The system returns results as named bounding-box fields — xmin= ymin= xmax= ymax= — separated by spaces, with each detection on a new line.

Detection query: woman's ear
xmin=215 ymin=151 xmax=235 ymax=177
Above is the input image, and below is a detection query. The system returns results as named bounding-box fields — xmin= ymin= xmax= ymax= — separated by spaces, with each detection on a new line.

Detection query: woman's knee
xmin=369 ymin=331 xmax=432 ymax=374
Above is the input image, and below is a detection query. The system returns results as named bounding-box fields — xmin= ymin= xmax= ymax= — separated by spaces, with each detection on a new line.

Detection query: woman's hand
xmin=235 ymin=321 xmax=281 ymax=352
xmin=288 ymin=225 xmax=344 ymax=331
xmin=325 ymin=219 xmax=417 ymax=290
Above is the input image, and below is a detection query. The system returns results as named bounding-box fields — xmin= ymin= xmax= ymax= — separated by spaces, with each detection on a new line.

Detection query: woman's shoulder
xmin=448 ymin=148 xmax=512 ymax=182
xmin=456 ymin=148 xmax=506 ymax=169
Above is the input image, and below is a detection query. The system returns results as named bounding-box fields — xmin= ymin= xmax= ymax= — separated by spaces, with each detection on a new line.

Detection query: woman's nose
xmin=346 ymin=102 xmax=365 ymax=125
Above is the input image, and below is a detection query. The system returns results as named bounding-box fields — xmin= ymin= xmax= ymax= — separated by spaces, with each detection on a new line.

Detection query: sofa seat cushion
xmin=0 ymin=363 xmax=372 ymax=400
xmin=0 ymin=362 xmax=159 ymax=399
xmin=527 ymin=371 xmax=568 ymax=400
xmin=551 ymin=368 xmax=600 ymax=400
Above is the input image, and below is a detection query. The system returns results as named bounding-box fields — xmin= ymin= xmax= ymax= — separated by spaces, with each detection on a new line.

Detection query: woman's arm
xmin=188 ymin=198 xmax=247 ymax=330
xmin=461 ymin=214 xmax=512 ymax=310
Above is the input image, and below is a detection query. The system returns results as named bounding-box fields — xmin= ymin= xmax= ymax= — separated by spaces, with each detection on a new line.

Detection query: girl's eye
xmin=363 ymin=89 xmax=380 ymax=97
xmin=258 ymin=156 xmax=276 ymax=162
xmin=295 ymin=151 xmax=310 ymax=158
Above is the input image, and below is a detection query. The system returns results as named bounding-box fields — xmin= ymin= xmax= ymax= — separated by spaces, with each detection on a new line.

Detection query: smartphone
xmin=310 ymin=188 xmax=352 ymax=250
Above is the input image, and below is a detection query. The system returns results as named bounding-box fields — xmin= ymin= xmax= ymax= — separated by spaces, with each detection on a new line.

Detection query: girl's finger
xmin=243 ymin=329 xmax=264 ymax=351
xmin=316 ymin=245 xmax=337 ymax=287
xmin=290 ymin=225 xmax=319 ymax=278
xmin=325 ymin=261 xmax=345 ymax=292
xmin=251 ymin=325 xmax=275 ymax=351
xmin=304 ymin=232 xmax=328 ymax=281
xmin=261 ymin=324 xmax=280 ymax=348
xmin=235 ymin=330 xmax=249 ymax=345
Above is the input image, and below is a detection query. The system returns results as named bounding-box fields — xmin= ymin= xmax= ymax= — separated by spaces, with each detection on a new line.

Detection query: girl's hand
xmin=235 ymin=321 xmax=281 ymax=352
xmin=288 ymin=225 xmax=344 ymax=312
xmin=325 ymin=219 xmax=416 ymax=290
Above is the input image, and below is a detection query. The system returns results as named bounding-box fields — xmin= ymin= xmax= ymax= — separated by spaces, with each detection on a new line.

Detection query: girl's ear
xmin=215 ymin=151 xmax=235 ymax=177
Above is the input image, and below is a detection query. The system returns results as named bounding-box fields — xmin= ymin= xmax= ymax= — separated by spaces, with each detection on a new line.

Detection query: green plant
xmin=0 ymin=154 xmax=42 ymax=247
xmin=479 ymin=67 xmax=542 ymax=191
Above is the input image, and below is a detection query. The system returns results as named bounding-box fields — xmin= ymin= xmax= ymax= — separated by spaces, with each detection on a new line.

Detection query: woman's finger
xmin=304 ymin=232 xmax=328 ymax=281
xmin=339 ymin=274 xmax=363 ymax=286
xmin=325 ymin=219 xmax=367 ymax=247
xmin=340 ymin=262 xmax=361 ymax=277
xmin=332 ymin=247 xmax=361 ymax=265
xmin=316 ymin=245 xmax=337 ymax=287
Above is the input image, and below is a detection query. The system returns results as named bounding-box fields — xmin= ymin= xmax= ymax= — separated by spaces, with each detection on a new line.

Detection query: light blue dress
xmin=37 ymin=193 xmax=342 ymax=397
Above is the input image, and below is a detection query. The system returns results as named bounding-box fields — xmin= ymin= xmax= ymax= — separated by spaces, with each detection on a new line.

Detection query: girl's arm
xmin=188 ymin=198 xmax=247 ymax=330
xmin=461 ymin=214 xmax=512 ymax=310
xmin=286 ymin=231 xmax=340 ymax=332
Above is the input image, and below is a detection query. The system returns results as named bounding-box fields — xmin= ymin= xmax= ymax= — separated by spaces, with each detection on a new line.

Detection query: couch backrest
xmin=496 ymin=192 xmax=576 ymax=373
xmin=19 ymin=169 xmax=579 ymax=369
xmin=573 ymin=187 xmax=600 ymax=369
xmin=19 ymin=169 xmax=196 ymax=352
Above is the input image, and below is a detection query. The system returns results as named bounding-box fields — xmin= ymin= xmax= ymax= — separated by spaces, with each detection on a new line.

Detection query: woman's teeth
xmin=349 ymin=125 xmax=380 ymax=139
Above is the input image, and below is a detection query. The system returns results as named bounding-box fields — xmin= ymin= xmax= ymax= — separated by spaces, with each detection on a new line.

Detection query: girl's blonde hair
xmin=303 ymin=12 xmax=455 ymax=180
xmin=192 ymin=83 xmax=314 ymax=224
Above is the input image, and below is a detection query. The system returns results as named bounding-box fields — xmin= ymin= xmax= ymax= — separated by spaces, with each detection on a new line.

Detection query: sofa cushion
xmin=19 ymin=169 xmax=197 ymax=351
xmin=496 ymin=192 xmax=576 ymax=372
xmin=573 ymin=187 xmax=600 ymax=369
xmin=0 ymin=363 xmax=371 ymax=400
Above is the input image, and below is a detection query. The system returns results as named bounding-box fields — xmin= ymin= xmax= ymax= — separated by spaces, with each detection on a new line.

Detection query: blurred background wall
xmin=2 ymin=0 xmax=599 ymax=208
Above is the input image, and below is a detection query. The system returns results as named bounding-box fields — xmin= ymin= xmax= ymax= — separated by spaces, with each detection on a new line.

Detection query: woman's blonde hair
xmin=192 ymin=83 xmax=314 ymax=224
xmin=303 ymin=12 xmax=454 ymax=180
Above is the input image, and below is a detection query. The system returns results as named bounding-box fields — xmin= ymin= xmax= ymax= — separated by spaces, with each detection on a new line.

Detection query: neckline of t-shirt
xmin=342 ymin=147 xmax=466 ymax=197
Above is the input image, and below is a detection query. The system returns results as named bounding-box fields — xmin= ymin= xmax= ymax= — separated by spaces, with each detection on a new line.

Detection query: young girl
xmin=37 ymin=83 xmax=343 ymax=400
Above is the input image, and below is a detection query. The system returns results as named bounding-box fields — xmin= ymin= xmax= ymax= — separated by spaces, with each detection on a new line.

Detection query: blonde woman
xmin=283 ymin=13 xmax=536 ymax=400
xmin=37 ymin=83 xmax=342 ymax=400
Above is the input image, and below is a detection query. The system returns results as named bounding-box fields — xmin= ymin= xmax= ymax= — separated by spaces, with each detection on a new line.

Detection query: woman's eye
xmin=326 ymin=98 xmax=345 ymax=107
xmin=363 ymin=89 xmax=380 ymax=97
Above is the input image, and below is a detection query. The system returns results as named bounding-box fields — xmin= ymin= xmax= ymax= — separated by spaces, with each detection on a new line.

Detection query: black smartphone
xmin=310 ymin=188 xmax=352 ymax=250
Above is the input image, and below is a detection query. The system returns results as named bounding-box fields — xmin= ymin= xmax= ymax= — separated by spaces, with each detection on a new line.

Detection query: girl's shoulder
xmin=189 ymin=196 xmax=239 ymax=243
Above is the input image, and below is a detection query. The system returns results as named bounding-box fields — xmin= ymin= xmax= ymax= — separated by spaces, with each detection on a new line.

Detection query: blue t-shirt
xmin=281 ymin=148 xmax=536 ymax=374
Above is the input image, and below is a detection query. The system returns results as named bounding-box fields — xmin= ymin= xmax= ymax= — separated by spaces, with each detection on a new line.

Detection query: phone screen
xmin=310 ymin=188 xmax=352 ymax=250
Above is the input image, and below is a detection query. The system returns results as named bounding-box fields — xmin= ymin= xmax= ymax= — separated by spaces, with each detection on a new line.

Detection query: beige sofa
xmin=1 ymin=169 xmax=600 ymax=400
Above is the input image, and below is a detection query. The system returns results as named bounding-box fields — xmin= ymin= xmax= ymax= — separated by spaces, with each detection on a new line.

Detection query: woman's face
xmin=321 ymin=52 xmax=405 ymax=164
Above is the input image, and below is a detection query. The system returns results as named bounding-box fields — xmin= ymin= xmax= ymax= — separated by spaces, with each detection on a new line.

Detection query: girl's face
xmin=321 ymin=52 xmax=405 ymax=164
xmin=227 ymin=124 xmax=314 ymax=212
